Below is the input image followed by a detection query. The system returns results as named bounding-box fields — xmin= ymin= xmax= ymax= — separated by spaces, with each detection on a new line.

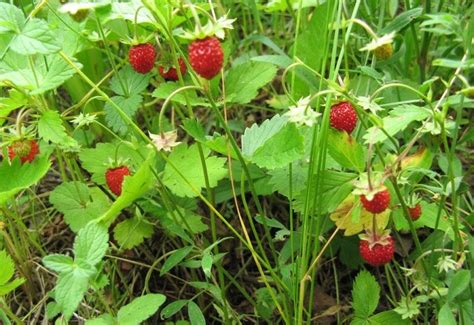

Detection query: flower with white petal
xmin=149 ymin=130 xmax=181 ymax=152
xmin=360 ymin=32 xmax=395 ymax=60
xmin=436 ymin=255 xmax=457 ymax=273
xmin=284 ymin=96 xmax=320 ymax=127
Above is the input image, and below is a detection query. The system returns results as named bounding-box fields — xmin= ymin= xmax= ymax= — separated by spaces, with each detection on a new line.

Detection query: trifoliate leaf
xmin=163 ymin=144 xmax=227 ymax=197
xmin=352 ymin=270 xmax=380 ymax=319
xmin=50 ymin=182 xmax=111 ymax=232
xmin=225 ymin=61 xmax=277 ymax=104
xmin=117 ymin=294 xmax=166 ymax=325
xmin=104 ymin=95 xmax=142 ymax=135
xmin=113 ymin=216 xmax=154 ymax=250
xmin=38 ymin=110 xmax=78 ymax=147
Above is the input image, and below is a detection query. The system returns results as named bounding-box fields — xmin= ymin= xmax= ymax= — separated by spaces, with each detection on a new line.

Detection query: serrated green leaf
xmin=113 ymin=216 xmax=154 ymax=250
xmin=225 ymin=61 xmax=277 ymax=104
xmin=0 ymin=3 xmax=25 ymax=33
xmin=110 ymin=66 xmax=150 ymax=97
xmin=104 ymin=95 xmax=142 ymax=135
xmin=152 ymin=82 xmax=209 ymax=106
xmin=438 ymin=303 xmax=457 ymax=325
xmin=448 ymin=269 xmax=470 ymax=301
xmin=327 ymin=129 xmax=365 ymax=172
xmin=0 ymin=251 xmax=14 ymax=285
xmin=74 ymin=223 xmax=109 ymax=266
xmin=38 ymin=110 xmax=77 ymax=146
xmin=30 ymin=55 xmax=81 ymax=95
xmin=9 ymin=18 xmax=60 ymax=55
xmin=50 ymin=182 xmax=110 ymax=232
xmin=85 ymin=314 xmax=115 ymax=325
xmin=0 ymin=156 xmax=51 ymax=205
xmin=54 ymin=269 xmax=89 ymax=319
xmin=268 ymin=162 xmax=308 ymax=197
xmin=368 ymin=310 xmax=410 ymax=324
xmin=42 ymin=254 xmax=74 ymax=274
xmin=117 ymin=294 xmax=166 ymax=325
xmin=160 ymin=300 xmax=188 ymax=319
xmin=160 ymin=246 xmax=194 ymax=276
xmin=352 ymin=270 xmax=380 ymax=319
xmin=187 ymin=301 xmax=206 ymax=325
xmin=163 ymin=144 xmax=227 ymax=197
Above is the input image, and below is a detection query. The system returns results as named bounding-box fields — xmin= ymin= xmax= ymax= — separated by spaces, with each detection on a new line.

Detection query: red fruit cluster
xmin=360 ymin=189 xmax=391 ymax=214
xmin=129 ymin=43 xmax=156 ymax=74
xmin=188 ymin=37 xmax=223 ymax=80
xmin=105 ymin=166 xmax=130 ymax=196
xmin=359 ymin=236 xmax=395 ymax=266
xmin=8 ymin=139 xmax=39 ymax=164
xmin=408 ymin=204 xmax=422 ymax=221
xmin=159 ymin=58 xmax=187 ymax=81
xmin=330 ymin=101 xmax=358 ymax=133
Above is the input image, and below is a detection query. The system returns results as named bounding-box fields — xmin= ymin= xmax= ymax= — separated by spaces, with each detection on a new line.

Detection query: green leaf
xmin=0 ymin=309 xmax=11 ymax=325
xmin=50 ymin=182 xmax=111 ymax=232
xmin=327 ymin=129 xmax=365 ymax=172
xmin=160 ymin=300 xmax=188 ymax=319
xmin=225 ymin=61 xmax=277 ymax=104
xmin=254 ymin=215 xmax=286 ymax=229
xmin=438 ymin=303 xmax=457 ymax=325
xmin=187 ymin=301 xmax=206 ymax=325
xmin=74 ymin=223 xmax=109 ymax=266
xmin=268 ymin=162 xmax=308 ymax=197
xmin=352 ymin=270 xmax=380 ymax=319
xmin=368 ymin=310 xmax=410 ymax=324
xmin=152 ymin=82 xmax=209 ymax=107
xmin=9 ymin=18 xmax=61 ymax=55
xmin=163 ymin=144 xmax=227 ymax=197
xmin=0 ymin=156 xmax=51 ymax=205
xmin=110 ymin=66 xmax=150 ymax=97
xmin=54 ymin=269 xmax=89 ymax=319
xmin=0 ymin=278 xmax=25 ymax=295
xmin=363 ymin=105 xmax=431 ymax=144
xmin=113 ymin=215 xmax=154 ymax=249
xmin=242 ymin=115 xmax=304 ymax=169
xmin=160 ymin=246 xmax=194 ymax=276
xmin=380 ymin=7 xmax=423 ymax=34
xmin=448 ymin=269 xmax=470 ymax=301
xmin=85 ymin=314 xmax=115 ymax=325
xmin=42 ymin=255 xmax=74 ymax=274
xmin=104 ymin=95 xmax=142 ymax=135
xmin=38 ymin=110 xmax=77 ymax=146
xmin=201 ymin=252 xmax=213 ymax=278
xmin=0 ymin=250 xmax=14 ymax=285
xmin=0 ymin=89 xmax=27 ymax=125
xmin=0 ymin=3 xmax=25 ymax=33
xmin=117 ymin=294 xmax=166 ymax=325
xmin=31 ymin=55 xmax=81 ymax=95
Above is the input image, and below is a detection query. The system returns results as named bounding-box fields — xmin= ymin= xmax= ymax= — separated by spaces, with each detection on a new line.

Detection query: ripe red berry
xmin=129 ymin=43 xmax=156 ymax=74
xmin=105 ymin=166 xmax=130 ymax=196
xmin=408 ymin=203 xmax=422 ymax=221
xmin=188 ymin=37 xmax=223 ymax=80
xmin=329 ymin=101 xmax=358 ymax=133
xmin=360 ymin=188 xmax=391 ymax=214
xmin=8 ymin=139 xmax=39 ymax=164
xmin=158 ymin=58 xmax=187 ymax=81
xmin=359 ymin=235 xmax=395 ymax=266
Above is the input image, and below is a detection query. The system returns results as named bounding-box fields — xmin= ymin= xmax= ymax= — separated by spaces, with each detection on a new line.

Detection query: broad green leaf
xmin=160 ymin=246 xmax=194 ymax=276
xmin=352 ymin=270 xmax=380 ymax=319
xmin=242 ymin=115 xmax=304 ymax=169
xmin=42 ymin=255 xmax=74 ymax=274
xmin=113 ymin=216 xmax=154 ymax=249
xmin=327 ymin=129 xmax=365 ymax=172
xmin=0 ymin=156 xmax=51 ymax=205
xmin=187 ymin=301 xmax=206 ymax=325
xmin=268 ymin=162 xmax=308 ymax=197
xmin=161 ymin=209 xmax=209 ymax=241
xmin=117 ymin=294 xmax=166 ymax=325
xmin=163 ymin=144 xmax=227 ymax=197
xmin=103 ymin=1 xmax=154 ymax=24
xmin=0 ymin=251 xmax=14 ymax=285
xmin=54 ymin=269 xmax=89 ymax=319
xmin=0 ymin=278 xmax=25 ymax=295
xmin=9 ymin=18 xmax=60 ymax=55
xmin=50 ymin=182 xmax=111 ymax=232
xmin=0 ymin=89 xmax=27 ymax=125
xmin=79 ymin=142 xmax=150 ymax=184
xmin=201 ymin=252 xmax=213 ymax=278
xmin=152 ymin=82 xmax=209 ymax=107
xmin=448 ymin=269 xmax=470 ymax=301
xmin=30 ymin=55 xmax=81 ymax=95
xmin=225 ymin=61 xmax=277 ymax=104
xmin=100 ymin=153 xmax=156 ymax=225
xmin=110 ymin=66 xmax=150 ymax=97
xmin=160 ymin=300 xmax=188 ymax=319
xmin=74 ymin=223 xmax=109 ymax=266
xmin=85 ymin=314 xmax=115 ymax=325
xmin=104 ymin=95 xmax=142 ymax=135
xmin=438 ymin=303 xmax=457 ymax=325
xmin=0 ymin=3 xmax=25 ymax=33
xmin=38 ymin=110 xmax=77 ymax=146
xmin=368 ymin=310 xmax=410 ymax=324
xmin=364 ymin=105 xmax=431 ymax=144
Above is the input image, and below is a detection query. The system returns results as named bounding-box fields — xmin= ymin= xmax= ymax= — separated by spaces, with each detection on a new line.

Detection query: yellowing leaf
xmin=401 ymin=147 xmax=433 ymax=170
xmin=330 ymin=194 xmax=390 ymax=236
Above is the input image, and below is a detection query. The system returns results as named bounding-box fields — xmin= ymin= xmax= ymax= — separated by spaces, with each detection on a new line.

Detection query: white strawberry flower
xmin=360 ymin=32 xmax=395 ymax=52
xmin=284 ymin=96 xmax=321 ymax=127
xmin=149 ymin=130 xmax=181 ymax=152
xmin=436 ymin=255 xmax=457 ymax=273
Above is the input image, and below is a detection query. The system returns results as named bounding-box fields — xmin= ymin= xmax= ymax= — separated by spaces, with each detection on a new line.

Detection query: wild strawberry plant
xmin=0 ymin=1 xmax=473 ymax=324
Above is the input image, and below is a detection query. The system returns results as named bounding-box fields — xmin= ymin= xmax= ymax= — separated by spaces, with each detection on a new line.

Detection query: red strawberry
xmin=105 ymin=166 xmax=130 ymax=196
xmin=8 ymin=139 xmax=39 ymax=164
xmin=159 ymin=58 xmax=187 ymax=81
xmin=129 ymin=43 xmax=156 ymax=74
xmin=408 ymin=203 xmax=422 ymax=221
xmin=360 ymin=188 xmax=391 ymax=214
xmin=188 ymin=37 xmax=223 ymax=80
xmin=359 ymin=235 xmax=395 ymax=266
xmin=329 ymin=101 xmax=358 ymax=133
